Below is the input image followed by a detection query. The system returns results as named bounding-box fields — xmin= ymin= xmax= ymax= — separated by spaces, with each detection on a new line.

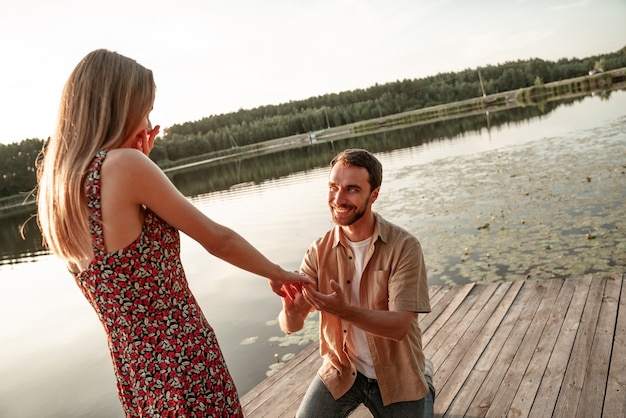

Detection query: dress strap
xmin=84 ymin=149 xmax=108 ymax=255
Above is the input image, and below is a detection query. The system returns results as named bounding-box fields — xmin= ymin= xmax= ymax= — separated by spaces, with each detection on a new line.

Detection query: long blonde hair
xmin=37 ymin=49 xmax=155 ymax=270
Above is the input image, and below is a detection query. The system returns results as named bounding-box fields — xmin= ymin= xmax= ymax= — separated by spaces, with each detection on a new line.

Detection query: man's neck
xmin=340 ymin=213 xmax=376 ymax=242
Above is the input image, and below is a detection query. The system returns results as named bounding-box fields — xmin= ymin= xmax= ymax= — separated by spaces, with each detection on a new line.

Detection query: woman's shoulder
xmin=103 ymin=147 xmax=145 ymax=163
xmin=101 ymin=148 xmax=155 ymax=173
xmin=100 ymin=148 xmax=169 ymax=200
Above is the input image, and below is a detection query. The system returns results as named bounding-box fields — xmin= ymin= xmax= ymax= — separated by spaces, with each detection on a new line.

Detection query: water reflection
xmin=0 ymin=211 xmax=44 ymax=264
xmin=166 ymin=95 xmax=587 ymax=199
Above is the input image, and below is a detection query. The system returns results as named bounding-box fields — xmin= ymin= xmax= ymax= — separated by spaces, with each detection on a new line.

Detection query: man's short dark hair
xmin=330 ymin=149 xmax=383 ymax=191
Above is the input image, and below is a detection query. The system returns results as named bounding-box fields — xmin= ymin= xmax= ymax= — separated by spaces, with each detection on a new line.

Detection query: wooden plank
xmin=485 ymin=279 xmax=564 ymax=417
xmin=426 ymin=285 xmax=446 ymax=308
xmin=528 ymin=276 xmax=593 ymax=418
xmin=430 ymin=282 xmax=500 ymax=390
xmin=507 ymin=276 xmax=577 ymax=418
xmin=422 ymin=283 xmax=475 ymax=347
xmin=442 ymin=280 xmax=525 ymax=417
xmin=603 ymin=274 xmax=626 ymax=417
xmin=424 ymin=283 xmax=481 ymax=362
xmin=273 ymin=360 xmax=323 ymax=418
xmin=242 ymin=342 xmax=320 ymax=416
xmin=464 ymin=279 xmax=549 ymax=417
xmin=576 ymin=275 xmax=622 ymax=418
xmin=432 ymin=280 xmax=518 ymax=414
xmin=552 ymin=276 xmax=605 ymax=417
xmin=350 ymin=405 xmax=373 ymax=417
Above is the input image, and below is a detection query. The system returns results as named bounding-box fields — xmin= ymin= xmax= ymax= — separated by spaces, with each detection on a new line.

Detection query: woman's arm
xmin=103 ymin=148 xmax=311 ymax=294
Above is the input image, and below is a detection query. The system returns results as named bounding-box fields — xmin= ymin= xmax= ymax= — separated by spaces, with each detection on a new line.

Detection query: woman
xmin=37 ymin=49 xmax=309 ymax=417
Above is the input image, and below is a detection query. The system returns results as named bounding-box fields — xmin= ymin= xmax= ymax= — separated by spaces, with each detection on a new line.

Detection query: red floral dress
xmin=75 ymin=150 xmax=242 ymax=417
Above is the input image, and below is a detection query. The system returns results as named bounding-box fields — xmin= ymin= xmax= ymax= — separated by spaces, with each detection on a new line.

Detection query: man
xmin=279 ymin=149 xmax=435 ymax=417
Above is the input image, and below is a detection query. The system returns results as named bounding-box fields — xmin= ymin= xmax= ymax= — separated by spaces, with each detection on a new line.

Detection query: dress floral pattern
xmin=75 ymin=149 xmax=242 ymax=417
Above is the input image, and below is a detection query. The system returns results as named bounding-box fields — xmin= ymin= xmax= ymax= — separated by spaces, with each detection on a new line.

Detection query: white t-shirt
xmin=345 ymin=236 xmax=376 ymax=379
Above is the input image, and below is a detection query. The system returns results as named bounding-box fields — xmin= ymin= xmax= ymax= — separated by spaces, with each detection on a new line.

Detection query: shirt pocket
xmin=368 ymin=268 xmax=391 ymax=309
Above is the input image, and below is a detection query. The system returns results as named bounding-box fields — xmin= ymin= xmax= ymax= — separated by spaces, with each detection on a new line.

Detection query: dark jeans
xmin=296 ymin=372 xmax=435 ymax=418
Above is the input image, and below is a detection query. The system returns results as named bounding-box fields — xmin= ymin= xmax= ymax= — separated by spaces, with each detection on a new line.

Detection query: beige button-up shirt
xmin=300 ymin=213 xmax=431 ymax=406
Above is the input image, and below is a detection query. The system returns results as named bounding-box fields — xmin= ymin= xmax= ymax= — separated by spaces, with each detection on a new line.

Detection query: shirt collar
xmin=331 ymin=213 xmax=387 ymax=248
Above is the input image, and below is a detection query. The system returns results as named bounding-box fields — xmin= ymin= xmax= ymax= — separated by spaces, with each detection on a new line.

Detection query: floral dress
xmin=75 ymin=150 xmax=242 ymax=417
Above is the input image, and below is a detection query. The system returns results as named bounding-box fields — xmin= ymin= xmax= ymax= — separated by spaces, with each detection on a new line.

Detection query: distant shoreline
xmin=1 ymin=68 xmax=624 ymax=216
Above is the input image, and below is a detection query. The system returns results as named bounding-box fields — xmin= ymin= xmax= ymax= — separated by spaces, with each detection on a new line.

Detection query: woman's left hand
xmin=134 ymin=125 xmax=160 ymax=156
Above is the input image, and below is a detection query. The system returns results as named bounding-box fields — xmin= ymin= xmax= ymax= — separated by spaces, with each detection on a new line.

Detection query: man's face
xmin=327 ymin=164 xmax=378 ymax=226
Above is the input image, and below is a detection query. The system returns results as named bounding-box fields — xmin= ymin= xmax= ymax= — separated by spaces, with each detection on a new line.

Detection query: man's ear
xmin=370 ymin=186 xmax=380 ymax=204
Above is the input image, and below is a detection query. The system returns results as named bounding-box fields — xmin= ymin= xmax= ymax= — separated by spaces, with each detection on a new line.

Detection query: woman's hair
xmin=36 ymin=49 xmax=155 ymax=270
xmin=330 ymin=148 xmax=383 ymax=191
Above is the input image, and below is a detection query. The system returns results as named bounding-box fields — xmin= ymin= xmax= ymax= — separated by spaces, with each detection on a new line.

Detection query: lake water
xmin=1 ymin=90 xmax=625 ymax=417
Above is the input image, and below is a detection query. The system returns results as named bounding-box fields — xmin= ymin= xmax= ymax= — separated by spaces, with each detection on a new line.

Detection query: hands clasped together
xmin=268 ymin=271 xmax=315 ymax=299
xmin=281 ymin=279 xmax=347 ymax=317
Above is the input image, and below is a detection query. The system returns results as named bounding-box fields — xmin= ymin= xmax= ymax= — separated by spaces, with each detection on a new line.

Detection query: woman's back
xmin=77 ymin=150 xmax=243 ymax=417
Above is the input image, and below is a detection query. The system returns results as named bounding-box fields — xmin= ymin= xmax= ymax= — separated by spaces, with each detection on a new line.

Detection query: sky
xmin=1 ymin=0 xmax=625 ymax=145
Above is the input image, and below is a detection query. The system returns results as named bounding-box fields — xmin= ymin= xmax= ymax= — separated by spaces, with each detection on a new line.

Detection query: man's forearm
xmin=341 ymin=306 xmax=415 ymax=341
xmin=279 ymin=307 xmax=310 ymax=334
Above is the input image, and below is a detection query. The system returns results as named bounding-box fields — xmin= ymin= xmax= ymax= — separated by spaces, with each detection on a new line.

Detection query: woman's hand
xmin=134 ymin=125 xmax=160 ymax=156
xmin=269 ymin=270 xmax=313 ymax=298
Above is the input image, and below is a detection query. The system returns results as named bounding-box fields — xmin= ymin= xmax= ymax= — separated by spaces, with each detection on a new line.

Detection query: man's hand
xmin=304 ymin=280 xmax=416 ymax=341
xmin=302 ymin=280 xmax=348 ymax=317
xmin=278 ymin=282 xmax=312 ymax=334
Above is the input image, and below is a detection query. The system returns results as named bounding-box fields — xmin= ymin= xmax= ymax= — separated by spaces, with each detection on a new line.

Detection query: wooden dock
xmin=241 ymin=275 xmax=625 ymax=417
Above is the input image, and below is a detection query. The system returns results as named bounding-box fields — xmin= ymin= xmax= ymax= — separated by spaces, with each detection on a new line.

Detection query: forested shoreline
xmin=1 ymin=46 xmax=625 ymax=203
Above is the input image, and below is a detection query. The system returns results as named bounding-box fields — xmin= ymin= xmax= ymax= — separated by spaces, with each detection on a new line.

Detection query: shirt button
xmin=343 ymin=329 xmax=347 ymax=333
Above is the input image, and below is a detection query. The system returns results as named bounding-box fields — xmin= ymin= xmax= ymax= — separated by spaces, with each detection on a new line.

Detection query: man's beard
xmin=331 ymin=204 xmax=367 ymax=226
